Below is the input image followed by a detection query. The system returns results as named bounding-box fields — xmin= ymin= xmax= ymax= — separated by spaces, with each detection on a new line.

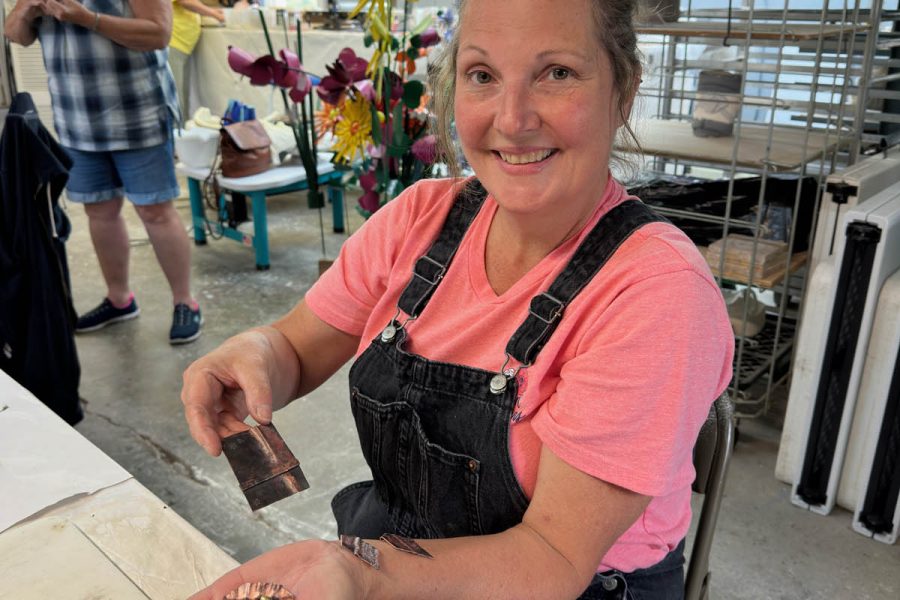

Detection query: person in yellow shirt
xmin=169 ymin=0 xmax=225 ymax=123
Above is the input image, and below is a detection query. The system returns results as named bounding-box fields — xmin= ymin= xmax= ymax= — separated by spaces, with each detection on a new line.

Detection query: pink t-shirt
xmin=306 ymin=177 xmax=734 ymax=572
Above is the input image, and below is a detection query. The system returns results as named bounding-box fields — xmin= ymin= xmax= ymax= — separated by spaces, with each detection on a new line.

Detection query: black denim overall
xmin=332 ymin=180 xmax=685 ymax=599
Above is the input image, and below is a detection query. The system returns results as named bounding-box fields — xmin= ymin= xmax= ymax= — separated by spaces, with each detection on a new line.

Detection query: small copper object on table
xmin=221 ymin=423 xmax=309 ymax=511
xmin=223 ymin=581 xmax=295 ymax=600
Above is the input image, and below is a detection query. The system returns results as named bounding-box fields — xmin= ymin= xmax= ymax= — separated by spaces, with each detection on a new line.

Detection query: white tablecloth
xmin=0 ymin=369 xmax=237 ymax=598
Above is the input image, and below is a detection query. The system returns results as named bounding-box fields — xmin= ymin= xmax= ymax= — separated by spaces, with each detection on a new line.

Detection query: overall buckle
xmin=528 ymin=292 xmax=565 ymax=324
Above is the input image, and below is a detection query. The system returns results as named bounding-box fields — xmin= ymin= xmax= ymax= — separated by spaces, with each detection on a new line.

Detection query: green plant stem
xmin=258 ymin=9 xmax=317 ymax=193
xmin=296 ymin=16 xmax=324 ymax=232
xmin=258 ymin=9 xmax=275 ymax=58
xmin=392 ymin=0 xmax=407 ymax=77
xmin=399 ymin=1 xmax=411 ymax=189
xmin=297 ymin=17 xmax=320 ymax=166
xmin=380 ymin=2 xmax=395 ymax=206
xmin=381 ymin=70 xmax=391 ymax=205
xmin=403 ymin=107 xmax=411 ymax=183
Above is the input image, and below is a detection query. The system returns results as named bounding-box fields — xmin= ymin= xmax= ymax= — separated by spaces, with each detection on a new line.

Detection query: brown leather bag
xmin=220 ymin=120 xmax=272 ymax=178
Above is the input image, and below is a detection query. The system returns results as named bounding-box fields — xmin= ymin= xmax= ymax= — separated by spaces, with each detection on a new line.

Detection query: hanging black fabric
xmin=0 ymin=92 xmax=82 ymax=425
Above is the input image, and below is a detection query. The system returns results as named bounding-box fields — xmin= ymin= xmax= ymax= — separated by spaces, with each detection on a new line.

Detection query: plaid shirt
xmin=37 ymin=1 xmax=179 ymax=151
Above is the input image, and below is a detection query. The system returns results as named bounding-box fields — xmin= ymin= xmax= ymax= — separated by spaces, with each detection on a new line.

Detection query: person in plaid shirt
xmin=5 ymin=0 xmax=203 ymax=344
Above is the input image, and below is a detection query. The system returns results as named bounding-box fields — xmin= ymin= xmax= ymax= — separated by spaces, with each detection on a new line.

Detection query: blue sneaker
xmin=76 ymin=297 xmax=140 ymax=333
xmin=170 ymin=303 xmax=203 ymax=345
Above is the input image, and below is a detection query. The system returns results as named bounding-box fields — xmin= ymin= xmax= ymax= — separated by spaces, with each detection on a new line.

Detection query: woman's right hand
xmin=181 ymin=328 xmax=286 ymax=456
xmin=23 ymin=0 xmax=46 ymax=19
xmin=181 ymin=300 xmax=360 ymax=456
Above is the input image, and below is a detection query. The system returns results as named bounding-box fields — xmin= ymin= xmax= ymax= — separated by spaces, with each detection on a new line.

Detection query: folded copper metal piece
xmin=221 ymin=423 xmax=309 ymax=511
xmin=223 ymin=581 xmax=295 ymax=600
xmin=380 ymin=533 xmax=434 ymax=559
xmin=339 ymin=534 xmax=381 ymax=570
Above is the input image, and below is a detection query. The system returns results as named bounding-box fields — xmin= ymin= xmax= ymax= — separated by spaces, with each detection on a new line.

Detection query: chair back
xmin=685 ymin=393 xmax=735 ymax=600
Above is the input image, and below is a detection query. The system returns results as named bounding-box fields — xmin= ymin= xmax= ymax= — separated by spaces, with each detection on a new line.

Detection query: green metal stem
xmin=257 ymin=8 xmax=316 ymax=189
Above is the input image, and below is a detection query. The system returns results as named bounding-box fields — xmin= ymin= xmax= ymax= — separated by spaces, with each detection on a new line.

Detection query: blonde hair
xmin=429 ymin=0 xmax=643 ymax=178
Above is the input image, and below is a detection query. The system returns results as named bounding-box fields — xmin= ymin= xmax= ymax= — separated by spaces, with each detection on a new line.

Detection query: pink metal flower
xmin=227 ymin=46 xmax=256 ymax=78
xmin=358 ymin=170 xmax=380 ymax=212
xmin=289 ymin=73 xmax=313 ymax=102
xmin=275 ymin=49 xmax=301 ymax=88
xmin=418 ymin=28 xmax=441 ymax=48
xmin=228 ymin=46 xmax=311 ymax=97
xmin=356 ymin=79 xmax=376 ymax=102
xmin=338 ymin=48 xmax=369 ymax=81
xmin=411 ymin=135 xmax=437 ymax=165
xmin=317 ymin=48 xmax=370 ymax=105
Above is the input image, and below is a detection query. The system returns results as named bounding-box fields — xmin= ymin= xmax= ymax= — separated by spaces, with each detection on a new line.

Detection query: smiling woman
xmin=452 ymin=1 xmax=629 ymax=286
xmin=180 ymin=1 xmax=734 ymax=599
xmin=432 ymin=0 xmax=643 ymax=181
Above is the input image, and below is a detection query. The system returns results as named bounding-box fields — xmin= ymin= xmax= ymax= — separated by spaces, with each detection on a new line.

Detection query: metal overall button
xmin=490 ymin=354 xmax=523 ymax=395
xmin=380 ymin=322 xmax=398 ymax=343
xmin=601 ymin=576 xmax=619 ymax=591
xmin=489 ymin=373 xmax=508 ymax=395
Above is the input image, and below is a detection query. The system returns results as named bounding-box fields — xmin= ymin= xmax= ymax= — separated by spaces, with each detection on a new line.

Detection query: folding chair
xmin=685 ymin=394 xmax=735 ymax=600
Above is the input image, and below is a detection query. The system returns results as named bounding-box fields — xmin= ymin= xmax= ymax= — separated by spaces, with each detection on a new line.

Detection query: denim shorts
xmin=63 ymin=137 xmax=180 ymax=206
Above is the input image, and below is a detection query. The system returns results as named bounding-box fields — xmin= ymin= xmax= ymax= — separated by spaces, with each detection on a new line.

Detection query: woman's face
xmin=454 ymin=0 xmax=622 ymax=218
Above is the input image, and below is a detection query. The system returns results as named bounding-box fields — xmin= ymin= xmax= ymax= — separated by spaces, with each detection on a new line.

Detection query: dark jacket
xmin=0 ymin=92 xmax=82 ymax=424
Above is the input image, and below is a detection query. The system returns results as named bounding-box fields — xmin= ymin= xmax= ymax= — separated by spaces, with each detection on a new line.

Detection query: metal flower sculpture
xmin=317 ymin=0 xmax=443 ymax=217
xmin=227 ymin=12 xmax=323 ymax=211
xmin=228 ymin=3 xmax=443 ymax=218
xmin=317 ymin=48 xmax=370 ymax=106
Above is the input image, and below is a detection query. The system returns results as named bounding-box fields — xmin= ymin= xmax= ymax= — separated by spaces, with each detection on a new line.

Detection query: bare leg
xmin=84 ymin=198 xmax=132 ymax=306
xmin=134 ymin=200 xmax=193 ymax=306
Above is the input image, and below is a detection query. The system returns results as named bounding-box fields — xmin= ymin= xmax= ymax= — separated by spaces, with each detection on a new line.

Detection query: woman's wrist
xmin=334 ymin=537 xmax=382 ymax=599
xmin=72 ymin=6 xmax=98 ymax=31
xmin=250 ymin=325 xmax=302 ymax=407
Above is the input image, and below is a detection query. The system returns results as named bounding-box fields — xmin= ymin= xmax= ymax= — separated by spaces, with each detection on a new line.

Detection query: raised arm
xmin=190 ymin=445 xmax=650 ymax=599
xmin=181 ymin=299 xmax=360 ymax=456
xmin=4 ymin=0 xmax=44 ymax=46
xmin=41 ymin=0 xmax=172 ymax=51
xmin=174 ymin=0 xmax=225 ymax=23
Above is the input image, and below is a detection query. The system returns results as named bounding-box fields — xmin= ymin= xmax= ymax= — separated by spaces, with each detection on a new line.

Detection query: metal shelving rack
xmin=0 ymin=8 xmax=13 ymax=113
xmin=625 ymin=1 xmax=893 ymax=418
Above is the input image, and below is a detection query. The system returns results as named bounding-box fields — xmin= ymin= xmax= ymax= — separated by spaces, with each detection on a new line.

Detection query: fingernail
xmin=257 ymin=406 xmax=272 ymax=422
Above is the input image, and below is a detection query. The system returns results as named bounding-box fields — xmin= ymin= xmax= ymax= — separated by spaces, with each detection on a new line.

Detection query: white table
xmin=178 ymin=159 xmax=344 ymax=270
xmin=0 ymin=369 xmax=238 ymax=599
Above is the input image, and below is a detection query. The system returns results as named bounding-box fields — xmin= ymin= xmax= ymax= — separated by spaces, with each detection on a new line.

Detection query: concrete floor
xmin=63 ymin=183 xmax=900 ymax=599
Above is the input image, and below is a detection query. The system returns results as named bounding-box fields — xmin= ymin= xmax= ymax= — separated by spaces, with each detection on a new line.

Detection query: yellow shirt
xmin=170 ymin=1 xmax=202 ymax=55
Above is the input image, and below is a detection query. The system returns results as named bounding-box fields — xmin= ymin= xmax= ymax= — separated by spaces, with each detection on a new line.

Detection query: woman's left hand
xmin=188 ymin=540 xmax=369 ymax=600
xmin=41 ymin=0 xmax=91 ymax=25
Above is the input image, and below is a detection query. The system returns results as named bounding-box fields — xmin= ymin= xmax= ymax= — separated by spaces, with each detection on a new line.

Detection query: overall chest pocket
xmin=350 ymin=387 xmax=484 ymax=538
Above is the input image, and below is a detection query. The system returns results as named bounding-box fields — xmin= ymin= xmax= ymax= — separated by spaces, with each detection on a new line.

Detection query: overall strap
xmin=505 ymin=200 xmax=668 ymax=367
xmin=397 ymin=179 xmax=489 ymax=318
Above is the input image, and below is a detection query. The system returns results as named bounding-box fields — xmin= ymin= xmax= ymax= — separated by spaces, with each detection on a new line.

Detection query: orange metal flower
xmin=315 ymin=102 xmax=342 ymax=143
